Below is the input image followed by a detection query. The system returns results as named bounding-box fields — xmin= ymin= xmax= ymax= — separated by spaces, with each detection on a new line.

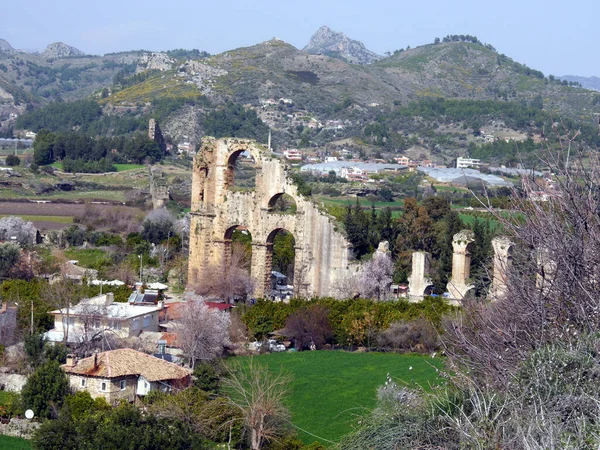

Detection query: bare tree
xmin=0 ymin=216 xmax=36 ymax=246
xmin=176 ymin=299 xmax=231 ymax=368
xmin=359 ymin=253 xmax=394 ymax=301
xmin=195 ymin=243 xmax=255 ymax=302
xmin=443 ymin=136 xmax=600 ymax=387
xmin=224 ymin=359 xmax=292 ymax=450
xmin=284 ymin=304 xmax=332 ymax=350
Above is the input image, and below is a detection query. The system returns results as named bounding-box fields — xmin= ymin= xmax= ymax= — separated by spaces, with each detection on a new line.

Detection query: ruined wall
xmin=188 ymin=137 xmax=354 ymax=298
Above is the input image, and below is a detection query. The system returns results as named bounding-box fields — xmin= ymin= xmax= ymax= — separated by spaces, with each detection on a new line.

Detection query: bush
xmin=21 ymin=360 xmax=69 ymax=419
xmin=5 ymin=154 xmax=20 ymax=166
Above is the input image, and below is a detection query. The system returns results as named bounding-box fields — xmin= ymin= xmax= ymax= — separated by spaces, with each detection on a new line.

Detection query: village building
xmin=283 ymin=149 xmax=303 ymax=161
xmin=45 ymin=293 xmax=163 ymax=344
xmin=62 ymin=349 xmax=192 ymax=403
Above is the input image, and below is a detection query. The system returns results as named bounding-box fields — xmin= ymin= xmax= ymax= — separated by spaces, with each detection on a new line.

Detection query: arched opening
xmin=267 ymin=193 xmax=297 ymax=214
xmin=266 ymin=228 xmax=296 ymax=300
xmin=226 ymin=150 xmax=257 ymax=192
xmin=224 ymin=225 xmax=252 ymax=272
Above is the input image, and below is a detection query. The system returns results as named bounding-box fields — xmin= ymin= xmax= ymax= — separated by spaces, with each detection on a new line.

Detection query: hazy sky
xmin=3 ymin=0 xmax=599 ymax=76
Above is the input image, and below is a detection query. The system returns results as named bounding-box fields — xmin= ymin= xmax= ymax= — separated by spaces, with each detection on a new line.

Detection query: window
xmin=120 ymin=380 xmax=126 ymax=390
xmin=91 ymin=319 xmax=101 ymax=329
xmin=143 ymin=315 xmax=150 ymax=327
xmin=81 ymin=378 xmax=86 ymax=387
xmin=67 ymin=317 xmax=75 ymax=327
xmin=131 ymin=318 xmax=139 ymax=330
xmin=101 ymin=381 xmax=107 ymax=391
xmin=110 ymin=320 xmax=122 ymax=330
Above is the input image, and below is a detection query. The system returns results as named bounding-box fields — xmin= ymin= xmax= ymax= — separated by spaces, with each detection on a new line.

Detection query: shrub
xmin=5 ymin=154 xmax=20 ymax=166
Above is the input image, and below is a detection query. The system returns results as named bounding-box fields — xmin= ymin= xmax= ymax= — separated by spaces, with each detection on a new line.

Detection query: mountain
xmin=41 ymin=42 xmax=85 ymax=59
xmin=0 ymin=39 xmax=14 ymax=53
xmin=303 ymin=25 xmax=381 ymax=64
xmin=560 ymin=75 xmax=600 ymax=92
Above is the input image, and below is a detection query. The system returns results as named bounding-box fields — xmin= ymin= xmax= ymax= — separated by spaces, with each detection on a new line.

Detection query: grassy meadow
xmin=233 ymin=351 xmax=443 ymax=445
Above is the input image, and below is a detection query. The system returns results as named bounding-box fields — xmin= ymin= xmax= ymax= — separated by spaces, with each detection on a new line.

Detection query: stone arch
xmin=188 ymin=137 xmax=354 ymax=299
xmin=224 ymin=148 xmax=261 ymax=192
xmin=267 ymin=192 xmax=298 ymax=214
xmin=264 ymin=228 xmax=296 ymax=299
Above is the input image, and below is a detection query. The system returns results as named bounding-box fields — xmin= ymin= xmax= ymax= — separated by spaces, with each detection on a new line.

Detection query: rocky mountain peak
xmin=0 ymin=38 xmax=14 ymax=52
xmin=42 ymin=42 xmax=85 ymax=59
xmin=303 ymin=25 xmax=381 ymax=65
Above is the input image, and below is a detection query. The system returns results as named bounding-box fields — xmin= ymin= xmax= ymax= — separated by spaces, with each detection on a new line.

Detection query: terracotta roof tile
xmin=62 ymin=348 xmax=191 ymax=382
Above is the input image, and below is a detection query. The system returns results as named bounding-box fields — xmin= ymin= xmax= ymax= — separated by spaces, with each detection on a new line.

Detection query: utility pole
xmin=138 ymin=254 xmax=143 ymax=283
xmin=30 ymin=300 xmax=34 ymax=334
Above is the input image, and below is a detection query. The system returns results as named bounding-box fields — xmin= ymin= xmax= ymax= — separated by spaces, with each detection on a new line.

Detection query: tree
xmin=5 ymin=154 xmax=20 ymax=166
xmin=0 ymin=243 xmax=20 ymax=279
xmin=194 ymin=243 xmax=255 ymax=301
xmin=284 ymin=305 xmax=332 ymax=350
xmin=0 ymin=216 xmax=36 ymax=246
xmin=358 ymin=253 xmax=394 ymax=301
xmin=141 ymin=208 xmax=175 ymax=244
xmin=176 ymin=298 xmax=230 ymax=368
xmin=21 ymin=360 xmax=69 ymax=419
xmin=224 ymin=359 xmax=292 ymax=450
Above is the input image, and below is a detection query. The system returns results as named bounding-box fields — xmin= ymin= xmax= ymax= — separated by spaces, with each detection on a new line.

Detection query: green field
xmin=64 ymin=249 xmax=107 ymax=267
xmin=234 ymin=351 xmax=443 ymax=446
xmin=51 ymin=162 xmax=144 ymax=172
xmin=0 ymin=435 xmax=31 ymax=450
xmin=0 ymin=214 xmax=73 ymax=224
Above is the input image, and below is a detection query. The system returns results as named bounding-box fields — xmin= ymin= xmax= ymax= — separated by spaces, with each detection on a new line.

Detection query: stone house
xmin=62 ymin=349 xmax=192 ymax=403
xmin=44 ymin=293 xmax=163 ymax=344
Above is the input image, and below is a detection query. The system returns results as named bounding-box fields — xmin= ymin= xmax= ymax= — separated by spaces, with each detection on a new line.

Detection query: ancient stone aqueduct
xmin=188 ymin=137 xmax=513 ymax=301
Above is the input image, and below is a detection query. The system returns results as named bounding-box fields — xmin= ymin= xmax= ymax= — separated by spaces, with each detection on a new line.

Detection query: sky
xmin=3 ymin=0 xmax=599 ymax=77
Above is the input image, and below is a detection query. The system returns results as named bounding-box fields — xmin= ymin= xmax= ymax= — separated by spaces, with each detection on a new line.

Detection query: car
xmin=268 ymin=339 xmax=286 ymax=352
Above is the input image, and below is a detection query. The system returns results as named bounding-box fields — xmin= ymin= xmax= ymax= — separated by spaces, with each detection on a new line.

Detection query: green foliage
xmin=24 ymin=333 xmax=46 ymax=368
xmin=0 ymin=279 xmax=51 ymax=332
xmin=5 ymin=154 xmax=20 ymax=166
xmin=21 ymin=360 xmax=69 ymax=419
xmin=34 ymin=130 xmax=163 ymax=169
xmin=62 ymin=391 xmax=109 ymax=421
xmin=193 ymin=362 xmax=222 ymax=394
xmin=16 ymin=100 xmax=102 ymax=133
xmin=0 ymin=391 xmax=23 ymax=418
xmin=202 ymin=101 xmax=269 ymax=142
xmin=242 ymin=297 xmax=453 ymax=345
xmin=165 ymin=48 xmax=210 ymax=60
xmin=344 ymin=201 xmax=398 ymax=259
xmin=32 ymin=402 xmax=211 ymax=450
xmin=0 ymin=435 xmax=31 ymax=450
xmin=0 ymin=243 xmax=20 ymax=278
xmin=272 ymin=232 xmax=295 ymax=275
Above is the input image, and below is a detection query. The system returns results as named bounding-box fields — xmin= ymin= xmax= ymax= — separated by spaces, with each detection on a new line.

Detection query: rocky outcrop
xmin=42 ymin=42 xmax=85 ymax=58
xmin=0 ymin=38 xmax=14 ymax=52
xmin=136 ymin=52 xmax=175 ymax=73
xmin=303 ymin=25 xmax=381 ymax=64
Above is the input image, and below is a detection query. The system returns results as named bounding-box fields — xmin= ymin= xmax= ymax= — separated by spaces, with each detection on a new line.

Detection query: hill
xmin=560 ymin=75 xmax=600 ymax=91
xmin=3 ymin=35 xmax=600 ymax=168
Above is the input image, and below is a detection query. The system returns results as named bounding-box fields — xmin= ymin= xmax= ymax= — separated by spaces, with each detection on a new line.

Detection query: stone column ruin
xmin=446 ymin=229 xmax=475 ymax=303
xmin=489 ymin=236 xmax=513 ymax=301
xmin=408 ymin=251 xmax=434 ymax=301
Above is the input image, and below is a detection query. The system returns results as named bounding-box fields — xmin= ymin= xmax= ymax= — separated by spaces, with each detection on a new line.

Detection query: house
xmin=283 ymin=149 xmax=303 ymax=161
xmin=45 ymin=293 xmax=163 ymax=343
xmin=62 ymin=349 xmax=192 ymax=403
xmin=55 ymin=261 xmax=99 ymax=284
xmin=456 ymin=157 xmax=482 ymax=169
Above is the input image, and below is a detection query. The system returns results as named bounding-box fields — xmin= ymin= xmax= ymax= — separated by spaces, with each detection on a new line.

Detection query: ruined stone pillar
xmin=535 ymin=246 xmax=556 ymax=294
xmin=446 ymin=230 xmax=475 ymax=302
xmin=408 ymin=251 xmax=433 ymax=301
xmin=490 ymin=236 xmax=513 ymax=301
xmin=251 ymin=242 xmax=272 ymax=298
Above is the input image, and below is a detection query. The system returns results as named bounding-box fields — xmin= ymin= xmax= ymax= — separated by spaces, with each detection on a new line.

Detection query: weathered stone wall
xmin=188 ymin=137 xmax=354 ymax=298
xmin=0 ymin=418 xmax=39 ymax=439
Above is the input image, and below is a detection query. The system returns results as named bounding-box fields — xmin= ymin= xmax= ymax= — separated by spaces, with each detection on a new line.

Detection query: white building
xmin=456 ymin=157 xmax=483 ymax=169
xmin=283 ymin=149 xmax=303 ymax=161
xmin=45 ymin=293 xmax=163 ymax=343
